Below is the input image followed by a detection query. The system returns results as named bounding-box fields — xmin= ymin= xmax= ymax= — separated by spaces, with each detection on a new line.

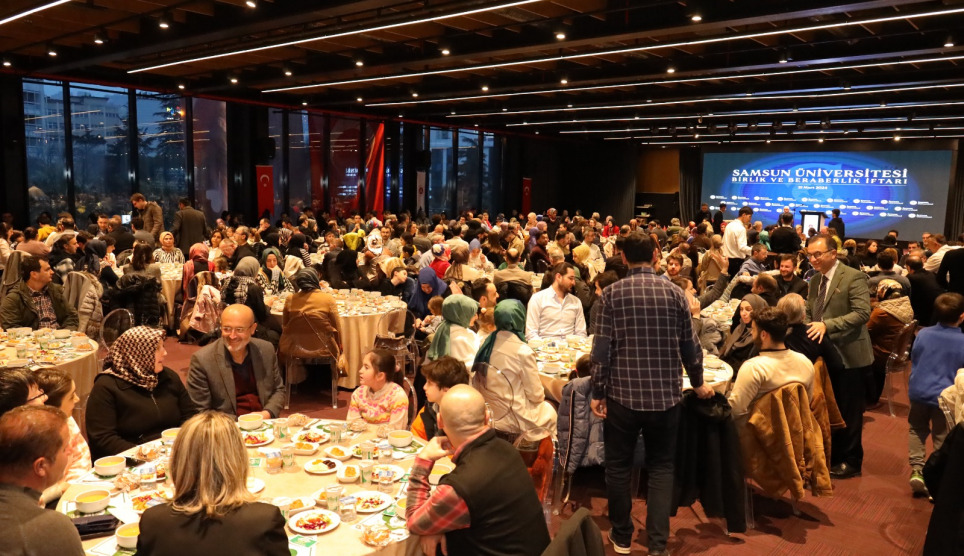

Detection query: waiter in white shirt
xmin=525 ymin=262 xmax=587 ymax=341
xmin=722 ymin=206 xmax=754 ymax=276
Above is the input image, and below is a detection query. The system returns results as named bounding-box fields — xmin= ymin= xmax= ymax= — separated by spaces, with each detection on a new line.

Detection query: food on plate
xmin=75 ymin=342 xmax=93 ymax=351
xmin=361 ymin=524 xmax=391 ymax=546
xmin=306 ymin=458 xmax=338 ymax=473
xmin=286 ymin=413 xmax=309 ymax=427
xmin=155 ymin=462 xmax=167 ymax=480
xmin=244 ymin=432 xmax=268 ymax=445
xmin=356 ymin=494 xmax=387 ymax=512
xmin=349 ymin=419 xmax=368 ymax=432
xmin=294 ymin=442 xmax=315 ymax=451
xmin=289 ymin=498 xmax=305 ymax=511
xmin=131 ymin=493 xmax=162 ymax=512
xmin=296 ymin=431 xmax=327 ymax=443
xmin=295 ymin=512 xmax=332 ymax=531
xmin=328 ymin=446 xmax=346 ymax=458
xmin=342 ymin=465 xmax=356 ymax=477
xmin=134 ymin=444 xmax=160 ymax=461
xmin=113 ymin=472 xmax=140 ymax=492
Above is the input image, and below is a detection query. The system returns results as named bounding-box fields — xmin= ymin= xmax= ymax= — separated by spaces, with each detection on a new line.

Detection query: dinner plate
xmin=353 ymin=491 xmax=393 ymax=513
xmin=372 ymin=464 xmax=405 ymax=483
xmin=293 ymin=430 xmax=330 ymax=444
xmin=288 ymin=509 xmax=341 ymax=535
xmin=324 ymin=445 xmax=352 ymax=461
xmin=292 ymin=442 xmax=319 ymax=456
xmin=247 ymin=477 xmax=266 ymax=493
xmin=242 ymin=431 xmax=274 ymax=447
xmin=304 ymin=457 xmax=341 ymax=474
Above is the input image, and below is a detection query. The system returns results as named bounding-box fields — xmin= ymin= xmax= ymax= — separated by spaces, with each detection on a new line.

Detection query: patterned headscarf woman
xmin=426 ymin=294 xmax=479 ymax=360
xmin=474 ymin=299 xmax=526 ymax=367
xmin=288 ymin=233 xmax=312 ymax=267
xmin=100 ymin=326 xmax=166 ymax=391
xmin=293 ymin=268 xmax=321 ymax=292
xmin=223 ymin=256 xmax=260 ymax=305
xmin=278 ymin=227 xmax=292 ymax=247
xmin=408 ymin=267 xmax=447 ymax=318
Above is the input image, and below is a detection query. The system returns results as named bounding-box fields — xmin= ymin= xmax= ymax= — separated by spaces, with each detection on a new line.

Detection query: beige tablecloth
xmin=1 ymin=340 xmax=99 ymax=434
xmin=270 ymin=307 xmax=406 ymax=389
xmin=61 ymin=421 xmax=438 ymax=556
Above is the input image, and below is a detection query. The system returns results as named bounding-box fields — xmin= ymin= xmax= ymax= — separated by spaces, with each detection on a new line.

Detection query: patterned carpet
xmin=164 ymin=338 xmax=934 ymax=555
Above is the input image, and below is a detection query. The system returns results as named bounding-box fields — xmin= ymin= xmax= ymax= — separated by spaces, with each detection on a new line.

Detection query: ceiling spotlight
xmin=778 ymin=50 xmax=789 ymax=64
xmin=355 ymin=60 xmax=364 ymax=67
xmin=245 ymin=0 xmax=257 ymax=7
xmin=398 ymin=113 xmax=404 ymax=118
xmin=440 ymin=48 xmax=450 ymax=56
xmin=177 ymin=83 xmax=185 ymax=90
xmin=229 ymin=77 xmax=239 ymax=84
xmin=945 ymin=36 xmax=955 ymax=48
xmin=158 ymin=15 xmax=170 ymax=29
xmin=818 ymin=137 xmax=825 ymax=143
xmin=666 ymin=66 xmax=676 ymax=74
xmin=555 ymin=32 xmax=566 ymax=40
xmin=694 ymin=133 xmax=700 ymax=139
xmin=842 ymin=81 xmax=851 ymax=90
xmin=93 ymin=32 xmax=105 ymax=45
xmin=560 ymin=78 xmax=568 ymax=85
xmin=46 ymin=44 xmax=57 ymax=57
xmin=474 ymin=123 xmax=479 ymax=127
xmin=283 ymin=68 xmax=293 ymax=77
xmin=691 ymin=14 xmax=702 ymax=22
xmin=502 ymin=108 xmax=507 ymax=112
xmin=567 ymin=104 xmax=573 ymax=108
xmin=451 ymin=111 xmax=456 ymax=115
xmin=2 ymin=58 xmax=10 ymax=67
xmin=481 ymin=85 xmax=489 ymax=92
xmin=894 ymin=134 xmax=901 ymax=142
xmin=411 ymin=92 xmax=418 ymax=98
xmin=356 ymin=97 xmax=363 ymax=102
xmin=302 ymin=101 xmax=308 ymax=106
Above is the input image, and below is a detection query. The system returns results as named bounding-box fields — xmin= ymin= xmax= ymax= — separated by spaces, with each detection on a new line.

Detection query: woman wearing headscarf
xmin=279 ymin=268 xmax=342 ymax=366
xmin=85 ymin=326 xmax=196 ymax=459
xmin=258 ymin=247 xmax=292 ymax=294
xmin=426 ymin=294 xmax=480 ymax=370
xmin=720 ymin=293 xmax=768 ymax=374
xmin=867 ymin=279 xmax=915 ymax=405
xmin=153 ymin=231 xmax=186 ymax=264
xmin=182 ymin=243 xmax=215 ymax=299
xmin=221 ymin=256 xmax=277 ymax=344
xmin=287 ymin=233 xmax=313 ymax=268
xmin=409 ymin=267 xmax=448 ymax=319
xmin=473 ymin=299 xmax=557 ymax=436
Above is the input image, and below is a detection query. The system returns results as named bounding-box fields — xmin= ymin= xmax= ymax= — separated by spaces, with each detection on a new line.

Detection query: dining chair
xmin=884 ymin=319 xmax=918 ymax=417
xmin=278 ymin=311 xmax=342 ymax=409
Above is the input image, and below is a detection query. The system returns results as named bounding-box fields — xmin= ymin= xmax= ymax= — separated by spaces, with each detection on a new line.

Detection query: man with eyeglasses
xmin=187 ymin=304 xmax=285 ymax=419
xmin=805 ymin=235 xmax=872 ymax=479
xmin=0 ymin=368 xmax=47 ymax=416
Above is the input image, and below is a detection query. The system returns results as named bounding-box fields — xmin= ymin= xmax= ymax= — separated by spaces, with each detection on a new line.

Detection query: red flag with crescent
xmin=256 ymin=165 xmax=274 ymax=217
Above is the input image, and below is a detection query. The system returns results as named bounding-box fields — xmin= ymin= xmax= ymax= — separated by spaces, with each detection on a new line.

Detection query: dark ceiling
xmin=3 ymin=0 xmax=964 ymax=145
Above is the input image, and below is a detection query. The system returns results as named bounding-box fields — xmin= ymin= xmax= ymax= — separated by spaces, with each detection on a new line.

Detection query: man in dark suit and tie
xmin=171 ymin=197 xmax=209 ymax=259
xmin=712 ymin=202 xmax=726 ymax=235
xmin=186 ymin=304 xmax=285 ymax=419
xmin=805 ymin=235 xmax=873 ymax=479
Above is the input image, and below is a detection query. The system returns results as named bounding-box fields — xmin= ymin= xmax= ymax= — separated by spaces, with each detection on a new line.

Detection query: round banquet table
xmin=532 ymin=336 xmax=734 ymax=403
xmin=1 ymin=337 xmax=99 ymax=434
xmin=269 ymin=293 xmax=407 ymax=389
xmin=59 ymin=419 xmax=437 ymax=556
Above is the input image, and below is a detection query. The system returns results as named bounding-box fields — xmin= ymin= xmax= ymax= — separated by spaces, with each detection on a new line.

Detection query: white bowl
xmin=53 ymin=329 xmax=71 ymax=339
xmin=74 ymin=489 xmax=111 ymax=514
xmin=428 ymin=463 xmax=454 ymax=486
xmin=324 ymin=445 xmax=352 ymax=461
xmin=161 ymin=428 xmax=180 ymax=444
xmin=387 ymin=430 xmax=413 ymax=448
xmin=238 ymin=414 xmax=264 ymax=430
xmin=94 ymin=456 xmax=126 ymax=477
xmin=337 ymin=464 xmax=360 ymax=483
xmin=115 ymin=522 xmax=139 ymax=549
xmin=394 ymin=497 xmax=408 ymax=516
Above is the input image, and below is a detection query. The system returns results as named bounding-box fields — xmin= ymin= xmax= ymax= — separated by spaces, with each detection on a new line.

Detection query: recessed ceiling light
xmin=502 ymin=108 xmax=507 ymax=111
xmin=2 ymin=58 xmax=11 ymax=67
xmin=766 ymin=138 xmax=772 ymax=143
xmin=945 ymin=36 xmax=955 ymax=48
xmin=93 ymin=32 xmax=105 ymax=45
xmin=47 ymin=44 xmax=57 ymax=57
xmin=230 ymin=77 xmax=239 ymax=84
xmin=177 ymin=83 xmax=185 ymax=90
xmin=667 ymin=66 xmax=676 ymax=74
xmin=441 ymin=48 xmax=450 ymax=56
xmin=474 ymin=123 xmax=479 ymax=127
xmin=158 ymin=15 xmax=170 ymax=29
xmin=245 ymin=0 xmax=257 ymax=7
xmin=355 ymin=60 xmax=364 ymax=67
xmin=302 ymin=101 xmax=308 ymax=106
xmin=411 ymin=92 xmax=418 ymax=98
xmin=818 ymin=137 xmax=825 ymax=143
xmin=481 ymin=85 xmax=489 ymax=91
xmin=398 ymin=113 xmax=403 ymax=118
xmin=560 ymin=78 xmax=568 ymax=85
xmin=567 ymin=104 xmax=573 ymax=108
xmin=555 ymin=32 xmax=566 ymax=40
xmin=691 ymin=14 xmax=702 ymax=22
xmin=283 ymin=68 xmax=293 ymax=76
xmin=893 ymin=134 xmax=901 ymax=141
xmin=356 ymin=97 xmax=363 ymax=102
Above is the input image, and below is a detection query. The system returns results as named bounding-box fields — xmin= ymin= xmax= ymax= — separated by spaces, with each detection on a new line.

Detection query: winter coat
xmin=557 ymin=376 xmax=605 ymax=475
xmin=113 ymin=273 xmax=162 ymax=326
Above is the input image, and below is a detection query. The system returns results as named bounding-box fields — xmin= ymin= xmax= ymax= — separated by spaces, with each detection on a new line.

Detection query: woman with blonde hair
xmin=696 ymin=234 xmax=727 ymax=292
xmin=137 ymin=411 xmax=288 ymax=555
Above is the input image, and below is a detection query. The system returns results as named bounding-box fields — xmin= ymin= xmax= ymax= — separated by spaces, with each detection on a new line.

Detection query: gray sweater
xmin=0 ymin=483 xmax=84 ymax=556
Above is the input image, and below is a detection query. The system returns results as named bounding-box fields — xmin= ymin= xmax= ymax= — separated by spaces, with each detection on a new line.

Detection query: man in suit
xmin=805 ymin=235 xmax=873 ymax=479
xmin=712 ymin=202 xmax=726 ymax=235
xmin=187 ymin=304 xmax=285 ymax=419
xmin=106 ymin=216 xmax=135 ymax=253
xmin=906 ymin=255 xmax=945 ymax=326
xmin=131 ymin=193 xmax=164 ymax=241
xmin=171 ymin=197 xmax=208 ymax=259
xmin=937 ymin=245 xmax=964 ymax=296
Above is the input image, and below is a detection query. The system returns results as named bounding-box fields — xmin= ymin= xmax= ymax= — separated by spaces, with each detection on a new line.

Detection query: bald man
xmin=405 ymin=385 xmax=550 ymax=556
xmin=187 ymin=304 xmax=285 ymax=419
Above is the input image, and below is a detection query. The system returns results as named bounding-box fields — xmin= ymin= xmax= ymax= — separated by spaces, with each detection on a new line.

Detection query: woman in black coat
xmin=86 ymin=326 xmax=196 ymax=459
xmin=137 ymin=411 xmax=288 ymax=556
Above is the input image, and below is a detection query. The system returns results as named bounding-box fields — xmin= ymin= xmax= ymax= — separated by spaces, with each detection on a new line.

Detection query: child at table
xmin=411 ymin=356 xmax=469 ymax=441
xmin=346 ymin=349 xmax=409 ymax=431
xmin=416 ymin=295 xmax=444 ymax=339
xmin=907 ymin=292 xmax=964 ymax=495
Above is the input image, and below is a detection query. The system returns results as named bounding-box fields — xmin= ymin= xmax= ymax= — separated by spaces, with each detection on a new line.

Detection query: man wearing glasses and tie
xmin=187 ymin=304 xmax=285 ymax=419
xmin=805 ymin=235 xmax=872 ymax=479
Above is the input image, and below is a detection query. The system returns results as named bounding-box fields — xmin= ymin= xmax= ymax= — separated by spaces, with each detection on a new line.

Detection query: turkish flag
xmin=256 ymin=165 xmax=274 ymax=218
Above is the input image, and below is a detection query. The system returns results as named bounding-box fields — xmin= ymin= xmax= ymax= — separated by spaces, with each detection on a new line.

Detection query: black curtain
xmin=678 ymin=147 xmax=702 ymax=224
xmin=947 ymin=145 xmax=964 ymax=241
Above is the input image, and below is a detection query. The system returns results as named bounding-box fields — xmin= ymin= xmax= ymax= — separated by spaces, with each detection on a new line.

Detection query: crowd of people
xmin=2 ymin=196 xmax=963 ymax=556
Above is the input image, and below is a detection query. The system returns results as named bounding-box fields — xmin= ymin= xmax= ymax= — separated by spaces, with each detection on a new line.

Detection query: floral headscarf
xmin=100 ymin=326 xmax=166 ymax=391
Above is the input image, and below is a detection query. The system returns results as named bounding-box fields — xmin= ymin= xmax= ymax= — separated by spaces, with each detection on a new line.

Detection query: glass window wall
xmin=329 ymin=117 xmax=361 ymax=216
xmin=137 ymin=91 xmax=186 ymax=228
xmin=457 ymin=129 xmax=480 ymax=213
xmin=23 ymin=79 xmax=68 ymax=225
xmin=192 ymin=98 xmax=227 ymax=224
xmin=428 ymin=128 xmax=454 ymax=217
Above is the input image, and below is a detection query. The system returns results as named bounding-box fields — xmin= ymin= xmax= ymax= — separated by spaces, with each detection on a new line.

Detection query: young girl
xmin=346 ymin=349 xmax=409 ymax=431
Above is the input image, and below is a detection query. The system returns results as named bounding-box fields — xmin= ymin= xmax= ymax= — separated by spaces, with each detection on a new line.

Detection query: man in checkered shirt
xmin=591 ymin=230 xmax=713 ymax=555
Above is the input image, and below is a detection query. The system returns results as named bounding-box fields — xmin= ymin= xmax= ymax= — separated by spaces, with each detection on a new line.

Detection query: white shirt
xmin=481 ymin=331 xmax=558 ymax=436
xmin=727 ymin=349 xmax=815 ymax=417
xmin=924 ymin=244 xmax=959 ymax=273
xmin=447 ymin=324 xmax=480 ymax=370
xmin=525 ymin=286 xmax=587 ymax=341
xmin=722 ymin=220 xmax=751 ymax=259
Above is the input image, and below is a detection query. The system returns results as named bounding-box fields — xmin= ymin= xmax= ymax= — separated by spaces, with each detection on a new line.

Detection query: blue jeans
xmin=604 ymin=399 xmax=680 ymax=552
